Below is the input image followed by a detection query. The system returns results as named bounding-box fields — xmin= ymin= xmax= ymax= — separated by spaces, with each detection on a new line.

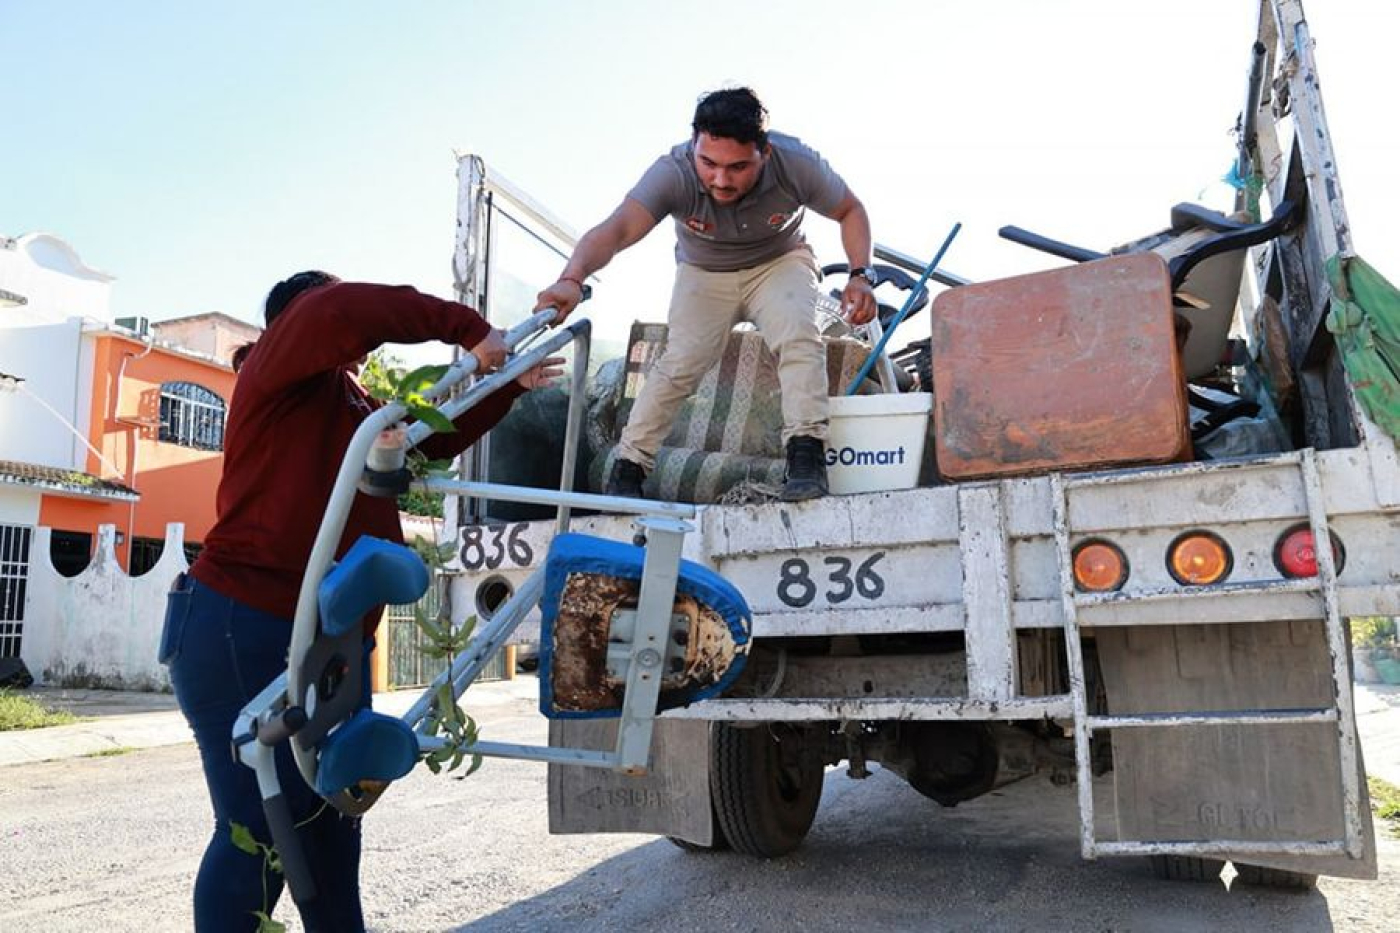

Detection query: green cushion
xmin=586 ymin=325 xmax=876 ymax=503
xmin=1326 ymin=254 xmax=1400 ymax=440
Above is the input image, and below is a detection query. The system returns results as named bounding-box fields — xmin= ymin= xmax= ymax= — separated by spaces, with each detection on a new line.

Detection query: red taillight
xmin=1273 ymin=524 xmax=1346 ymax=578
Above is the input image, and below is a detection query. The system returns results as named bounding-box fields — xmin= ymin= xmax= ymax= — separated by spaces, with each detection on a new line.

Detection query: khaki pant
xmin=617 ymin=249 xmax=827 ymax=471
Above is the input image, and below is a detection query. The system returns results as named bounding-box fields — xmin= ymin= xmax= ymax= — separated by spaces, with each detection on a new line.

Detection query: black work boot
xmin=781 ymin=436 xmax=829 ymax=502
xmin=605 ymin=458 xmax=647 ymax=499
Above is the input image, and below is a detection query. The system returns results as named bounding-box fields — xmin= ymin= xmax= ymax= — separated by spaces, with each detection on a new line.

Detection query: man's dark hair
xmin=232 ymin=270 xmax=337 ymax=373
xmin=692 ymin=87 xmax=769 ymax=149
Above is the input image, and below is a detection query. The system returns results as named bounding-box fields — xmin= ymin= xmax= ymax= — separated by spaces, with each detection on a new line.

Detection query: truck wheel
xmin=1149 ymin=855 xmax=1224 ymax=882
xmin=1232 ymin=863 xmax=1318 ymax=890
xmin=711 ymin=722 xmax=823 ymax=858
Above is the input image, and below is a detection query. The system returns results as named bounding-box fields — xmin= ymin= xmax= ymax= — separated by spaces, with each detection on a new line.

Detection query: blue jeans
xmin=162 ymin=574 xmax=366 ymax=933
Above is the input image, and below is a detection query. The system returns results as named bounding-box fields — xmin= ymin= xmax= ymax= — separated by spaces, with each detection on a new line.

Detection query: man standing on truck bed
xmin=534 ymin=86 xmax=879 ymax=501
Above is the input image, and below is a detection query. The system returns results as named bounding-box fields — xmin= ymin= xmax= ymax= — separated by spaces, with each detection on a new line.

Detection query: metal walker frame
xmin=233 ymin=309 xmax=701 ymax=901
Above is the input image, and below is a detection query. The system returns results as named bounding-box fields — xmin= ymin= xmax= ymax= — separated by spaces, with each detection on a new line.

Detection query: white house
xmin=0 ymin=233 xmax=115 ymax=476
xmin=0 ymin=234 xmax=222 ymax=686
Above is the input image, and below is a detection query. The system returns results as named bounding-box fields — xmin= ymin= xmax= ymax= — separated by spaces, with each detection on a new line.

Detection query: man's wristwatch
xmin=849 ymin=266 xmax=876 ymax=285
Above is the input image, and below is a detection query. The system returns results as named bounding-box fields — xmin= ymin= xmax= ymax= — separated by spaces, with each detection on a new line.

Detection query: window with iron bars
xmin=129 ymin=536 xmax=203 ymax=576
xmin=158 ymin=381 xmax=226 ymax=451
xmin=0 ymin=524 xmax=32 ymax=658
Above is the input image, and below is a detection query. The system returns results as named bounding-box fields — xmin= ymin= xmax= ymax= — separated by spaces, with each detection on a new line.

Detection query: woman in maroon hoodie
xmin=160 ymin=271 xmax=558 ymax=932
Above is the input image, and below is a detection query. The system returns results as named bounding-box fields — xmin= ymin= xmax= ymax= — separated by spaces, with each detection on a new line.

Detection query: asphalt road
xmin=2 ymin=697 xmax=1397 ymax=932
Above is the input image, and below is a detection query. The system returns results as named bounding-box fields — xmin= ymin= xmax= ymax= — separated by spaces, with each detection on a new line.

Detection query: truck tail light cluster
xmin=1070 ymin=524 xmax=1346 ymax=593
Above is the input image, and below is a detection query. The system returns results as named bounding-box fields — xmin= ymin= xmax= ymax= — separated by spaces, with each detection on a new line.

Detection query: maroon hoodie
xmin=191 ymin=281 xmax=523 ymax=624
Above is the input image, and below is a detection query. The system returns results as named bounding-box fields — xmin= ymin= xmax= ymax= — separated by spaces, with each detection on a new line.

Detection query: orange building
xmin=31 ymin=320 xmax=247 ymax=574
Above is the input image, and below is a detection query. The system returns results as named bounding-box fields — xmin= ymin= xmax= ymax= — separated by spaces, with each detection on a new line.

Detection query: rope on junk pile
xmin=716 ymin=479 xmax=784 ymax=506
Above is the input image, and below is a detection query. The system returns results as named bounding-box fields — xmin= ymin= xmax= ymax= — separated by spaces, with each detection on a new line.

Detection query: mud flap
xmin=1096 ymin=620 xmax=1377 ymax=879
xmin=547 ymin=718 xmax=715 ymax=845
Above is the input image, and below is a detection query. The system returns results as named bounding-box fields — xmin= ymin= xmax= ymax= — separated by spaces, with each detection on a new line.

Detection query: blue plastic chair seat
xmin=539 ymin=533 xmax=752 ymax=718
xmin=314 ymin=708 xmax=419 ymax=796
xmin=319 ymin=536 xmax=430 ymax=637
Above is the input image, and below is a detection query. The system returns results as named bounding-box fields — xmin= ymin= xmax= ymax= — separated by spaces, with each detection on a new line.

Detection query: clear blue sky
xmin=3 ymin=1 xmax=1395 ymax=351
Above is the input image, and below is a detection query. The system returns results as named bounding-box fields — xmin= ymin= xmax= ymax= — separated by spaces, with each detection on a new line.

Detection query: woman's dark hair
xmin=264 ymin=270 xmax=337 ymax=327
xmin=231 ymin=270 xmax=337 ymax=373
xmin=692 ymin=87 xmax=769 ymax=149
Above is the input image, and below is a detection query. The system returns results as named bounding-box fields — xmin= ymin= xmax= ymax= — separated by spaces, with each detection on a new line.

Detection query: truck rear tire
xmin=1148 ymin=855 xmax=1224 ymax=882
xmin=1232 ymin=863 xmax=1318 ymax=890
xmin=711 ymin=722 xmax=823 ymax=858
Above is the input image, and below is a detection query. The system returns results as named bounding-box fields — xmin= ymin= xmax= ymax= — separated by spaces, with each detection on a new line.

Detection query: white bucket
xmin=825 ymin=393 xmax=932 ymax=495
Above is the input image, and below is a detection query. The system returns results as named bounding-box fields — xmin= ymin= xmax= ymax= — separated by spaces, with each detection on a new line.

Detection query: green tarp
xmin=1326 ymin=254 xmax=1400 ymax=440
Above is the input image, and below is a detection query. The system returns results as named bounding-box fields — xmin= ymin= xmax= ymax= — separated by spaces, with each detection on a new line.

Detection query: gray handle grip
xmin=263 ymin=793 xmax=318 ymax=906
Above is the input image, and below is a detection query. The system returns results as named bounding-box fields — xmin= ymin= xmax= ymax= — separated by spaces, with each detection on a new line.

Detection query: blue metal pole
xmin=844 ymin=222 xmax=962 ymax=396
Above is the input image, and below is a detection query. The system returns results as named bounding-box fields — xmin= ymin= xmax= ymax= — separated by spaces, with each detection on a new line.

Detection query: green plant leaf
xmin=435 ymin=684 xmax=456 ymax=719
xmin=359 ymin=349 xmax=406 ymax=399
xmin=230 ymin=822 xmax=261 ymax=857
xmin=398 ymin=364 xmax=450 ymax=395
xmin=253 ymin=911 xmax=287 ymax=933
xmin=409 ymin=404 xmax=456 ymax=434
xmin=415 ymin=611 xmax=444 ymax=642
xmin=418 ymin=457 xmax=454 ymax=475
xmin=1354 ymin=616 xmax=1397 ymax=648
xmin=398 ymin=487 xmax=446 ymax=518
